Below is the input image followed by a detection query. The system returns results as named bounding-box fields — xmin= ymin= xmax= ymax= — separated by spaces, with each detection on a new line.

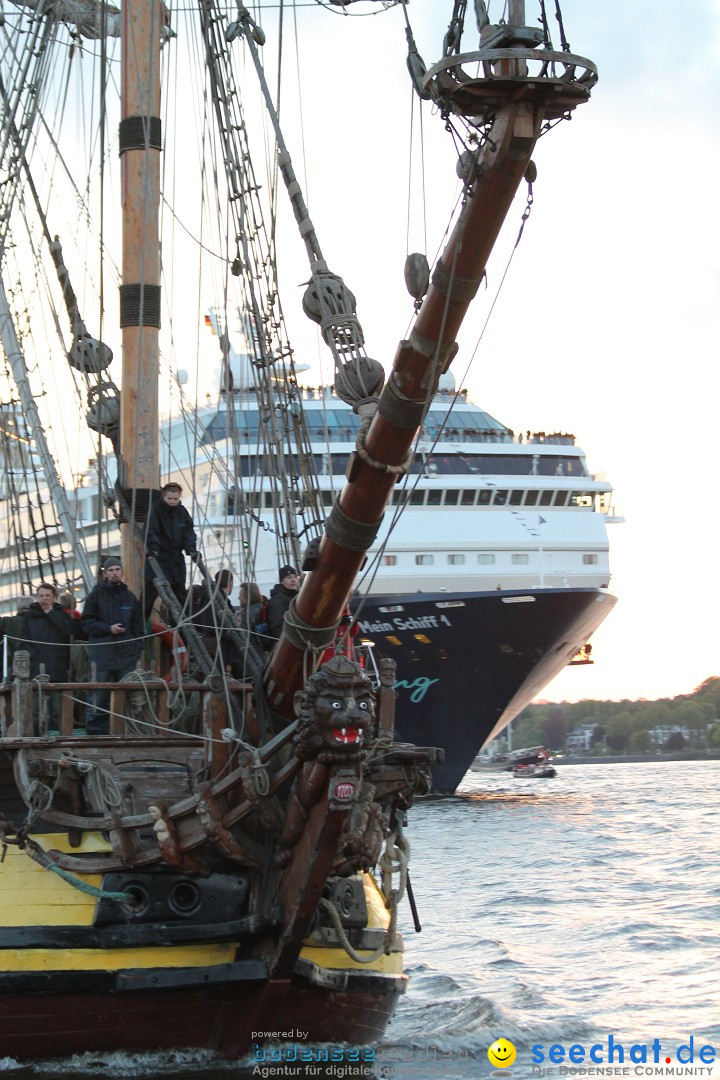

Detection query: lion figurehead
xmin=293 ymin=655 xmax=377 ymax=763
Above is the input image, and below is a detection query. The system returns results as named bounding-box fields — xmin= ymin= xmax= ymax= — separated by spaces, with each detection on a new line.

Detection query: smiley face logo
xmin=488 ymin=1038 xmax=517 ymax=1068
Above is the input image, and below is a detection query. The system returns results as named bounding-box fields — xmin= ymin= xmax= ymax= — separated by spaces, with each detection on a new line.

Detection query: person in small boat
xmin=266 ymin=565 xmax=299 ymax=641
xmin=143 ymin=482 xmax=199 ymax=619
xmin=81 ymin=557 xmax=144 ymax=735
xmin=19 ymin=583 xmax=76 ymax=732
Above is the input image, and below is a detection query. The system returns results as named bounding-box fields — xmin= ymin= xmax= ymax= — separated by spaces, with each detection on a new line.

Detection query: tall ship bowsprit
xmin=0 ymin=0 xmax=602 ymax=1060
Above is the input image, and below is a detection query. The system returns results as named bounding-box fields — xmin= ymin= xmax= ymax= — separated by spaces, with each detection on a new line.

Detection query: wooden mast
xmin=119 ymin=0 xmax=163 ymax=590
xmin=263 ymin=0 xmax=545 ymax=718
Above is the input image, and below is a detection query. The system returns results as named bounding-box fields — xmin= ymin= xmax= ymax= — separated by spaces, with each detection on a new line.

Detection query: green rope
xmin=46 ymin=862 xmax=132 ymax=902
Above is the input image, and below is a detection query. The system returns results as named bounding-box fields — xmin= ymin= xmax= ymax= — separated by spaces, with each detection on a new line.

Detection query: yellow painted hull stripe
xmin=0 ymin=943 xmax=237 ymax=972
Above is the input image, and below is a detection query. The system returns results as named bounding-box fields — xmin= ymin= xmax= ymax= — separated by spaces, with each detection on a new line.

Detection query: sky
xmin=258 ymin=0 xmax=720 ymax=706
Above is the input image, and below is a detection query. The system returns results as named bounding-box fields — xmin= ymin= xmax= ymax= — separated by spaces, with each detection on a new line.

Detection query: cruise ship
xmin=0 ymin=370 xmax=619 ymax=793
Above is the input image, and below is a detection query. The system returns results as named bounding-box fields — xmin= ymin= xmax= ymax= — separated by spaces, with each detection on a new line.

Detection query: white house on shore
xmin=565 ymin=724 xmax=600 ymax=752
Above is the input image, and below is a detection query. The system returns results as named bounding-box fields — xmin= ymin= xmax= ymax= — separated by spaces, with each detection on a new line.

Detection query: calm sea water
xmin=2 ymin=761 xmax=719 ymax=1080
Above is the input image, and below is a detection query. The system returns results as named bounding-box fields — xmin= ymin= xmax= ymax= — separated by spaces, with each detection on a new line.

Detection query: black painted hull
xmin=355 ymin=587 xmax=616 ymax=793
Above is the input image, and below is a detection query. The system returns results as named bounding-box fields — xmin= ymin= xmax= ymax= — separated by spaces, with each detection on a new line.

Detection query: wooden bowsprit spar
xmin=262 ymin=0 xmax=597 ymax=725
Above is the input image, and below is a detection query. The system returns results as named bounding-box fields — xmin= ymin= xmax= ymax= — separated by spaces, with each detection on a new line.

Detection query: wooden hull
xmin=0 ymin=975 xmax=402 ymax=1060
xmin=0 ymin=830 xmax=405 ymax=1061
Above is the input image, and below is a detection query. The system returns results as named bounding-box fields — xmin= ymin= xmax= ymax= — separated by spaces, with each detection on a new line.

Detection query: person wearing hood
xmin=81 ymin=557 xmax=144 ymax=735
xmin=143 ymin=482 xmax=199 ymax=619
xmin=266 ymin=565 xmax=299 ymax=640
xmin=20 ymin=583 xmax=76 ymax=731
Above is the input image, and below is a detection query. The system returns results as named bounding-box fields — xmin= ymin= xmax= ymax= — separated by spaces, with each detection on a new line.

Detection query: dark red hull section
xmin=0 ymin=980 xmax=402 ymax=1060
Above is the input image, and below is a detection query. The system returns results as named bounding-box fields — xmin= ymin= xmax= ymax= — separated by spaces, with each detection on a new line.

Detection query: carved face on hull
xmin=294 ymin=655 xmax=377 ymax=763
xmin=314 ymin=684 xmax=373 ymax=749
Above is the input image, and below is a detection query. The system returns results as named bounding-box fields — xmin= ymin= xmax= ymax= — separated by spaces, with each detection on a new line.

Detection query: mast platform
xmin=424 ymin=46 xmax=598 ymax=120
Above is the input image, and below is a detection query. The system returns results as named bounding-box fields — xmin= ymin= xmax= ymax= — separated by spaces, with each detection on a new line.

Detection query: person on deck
xmin=143 ymin=482 xmax=199 ymax=619
xmin=191 ymin=569 xmax=241 ymax=676
xmin=20 ymin=583 xmax=76 ymax=732
xmin=266 ymin=565 xmax=299 ymax=641
xmin=237 ymin=581 xmax=265 ymax=633
xmin=0 ymin=595 xmax=32 ymax=678
xmin=60 ymin=590 xmax=89 ymax=685
xmin=81 ymin=557 xmax=144 ymax=735
xmin=237 ymin=580 xmax=269 ymax=656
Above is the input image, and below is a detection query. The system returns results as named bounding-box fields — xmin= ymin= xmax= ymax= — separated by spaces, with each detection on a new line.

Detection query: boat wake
xmin=0 ymin=1049 xmax=233 ymax=1078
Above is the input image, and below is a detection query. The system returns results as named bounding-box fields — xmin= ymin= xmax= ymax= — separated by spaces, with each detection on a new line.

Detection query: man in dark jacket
xmin=266 ymin=565 xmax=300 ymax=640
xmin=20 ymin=583 xmax=76 ymax=731
xmin=1 ymin=595 xmax=32 ymax=679
xmin=81 ymin=557 xmax=144 ymax=735
xmin=143 ymin=482 xmax=199 ymax=618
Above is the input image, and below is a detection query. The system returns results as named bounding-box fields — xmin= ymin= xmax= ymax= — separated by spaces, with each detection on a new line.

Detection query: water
xmin=3 ymin=761 xmax=719 ymax=1080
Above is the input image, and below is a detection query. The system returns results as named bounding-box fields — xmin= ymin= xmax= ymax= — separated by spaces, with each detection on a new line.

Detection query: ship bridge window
xmin=447 ymin=554 xmax=465 ymax=565
xmin=479 ymin=490 xmax=492 ymax=505
xmin=410 ymin=490 xmax=425 ymax=505
xmin=509 ymin=490 xmax=523 ymax=506
xmin=494 ymin=490 xmax=508 ymax=505
xmin=303 ymin=411 xmax=360 ymax=437
xmin=570 ymin=492 xmax=594 ymax=508
xmin=512 ymin=554 xmax=529 ymax=564
xmin=539 ymin=491 xmax=553 ymax=506
xmin=466 ymin=454 xmax=534 ymax=474
xmin=461 ymin=490 xmax=476 ymax=506
xmin=424 ymin=411 xmax=509 ymax=438
xmin=523 ymin=491 xmax=539 ymax=506
xmin=583 ymin=554 xmax=598 ymax=564
xmin=553 ymin=491 xmax=569 ymax=506
xmin=427 ymin=490 xmax=442 ymax=506
xmin=415 ymin=554 xmax=434 ymax=565
xmin=537 ymin=455 xmax=587 ymax=477
xmin=477 ymin=553 xmax=496 ymax=564
xmin=444 ymin=490 xmax=460 ymax=505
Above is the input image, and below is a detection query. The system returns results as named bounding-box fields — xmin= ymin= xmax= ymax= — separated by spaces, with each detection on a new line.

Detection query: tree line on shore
xmin=512 ymin=676 xmax=720 ymax=755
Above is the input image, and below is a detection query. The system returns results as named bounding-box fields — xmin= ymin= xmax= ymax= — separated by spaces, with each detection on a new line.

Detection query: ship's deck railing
xmin=0 ymin=676 xmax=251 ymax=740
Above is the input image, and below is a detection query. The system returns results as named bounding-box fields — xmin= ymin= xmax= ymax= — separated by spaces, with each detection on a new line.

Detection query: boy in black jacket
xmin=143 ymin=482 xmax=199 ymax=619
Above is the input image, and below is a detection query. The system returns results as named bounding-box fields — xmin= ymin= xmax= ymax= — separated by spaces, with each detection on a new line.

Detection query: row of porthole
xmin=382 ymin=553 xmax=600 ymax=566
xmin=221 ymin=488 xmax=598 ymax=513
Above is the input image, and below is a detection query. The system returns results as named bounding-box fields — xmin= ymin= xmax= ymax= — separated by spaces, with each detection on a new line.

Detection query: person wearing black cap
xmin=81 ymin=557 xmax=144 ymax=735
xmin=266 ymin=565 xmax=299 ymax=640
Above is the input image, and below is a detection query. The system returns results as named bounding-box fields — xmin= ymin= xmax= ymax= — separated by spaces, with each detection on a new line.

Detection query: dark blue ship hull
xmin=353 ymin=587 xmax=616 ymax=794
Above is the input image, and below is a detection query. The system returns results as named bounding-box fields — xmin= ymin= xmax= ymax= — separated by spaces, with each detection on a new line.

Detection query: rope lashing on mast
xmin=325 ymin=500 xmax=384 ymax=551
xmin=281 ymin=599 xmax=337 ymax=654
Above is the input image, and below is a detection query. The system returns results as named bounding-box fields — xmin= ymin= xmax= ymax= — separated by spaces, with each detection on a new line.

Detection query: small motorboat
xmin=513 ymin=762 xmax=557 ymax=779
